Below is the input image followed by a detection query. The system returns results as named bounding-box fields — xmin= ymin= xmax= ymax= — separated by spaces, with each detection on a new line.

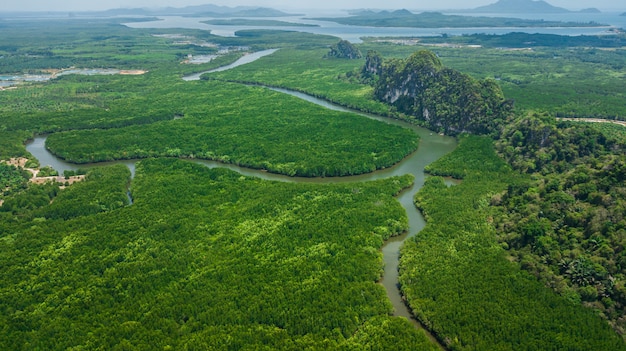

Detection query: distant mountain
xmin=621 ymin=12 xmax=626 ymax=16
xmin=468 ymin=0 xmax=592 ymax=13
xmin=97 ymin=5 xmax=296 ymax=17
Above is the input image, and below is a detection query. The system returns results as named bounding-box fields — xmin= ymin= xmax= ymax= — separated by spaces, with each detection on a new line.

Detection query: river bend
xmin=25 ymin=52 xmax=457 ymax=348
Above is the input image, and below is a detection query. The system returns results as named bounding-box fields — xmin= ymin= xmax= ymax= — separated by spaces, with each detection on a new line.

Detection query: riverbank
xmin=1 ymin=157 xmax=85 ymax=186
xmin=1 ymin=157 xmax=80 ymax=206
xmin=0 ymin=68 xmax=147 ymax=90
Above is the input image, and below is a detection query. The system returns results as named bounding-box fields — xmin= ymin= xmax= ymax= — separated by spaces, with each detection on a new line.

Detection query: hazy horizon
xmin=2 ymin=0 xmax=624 ymax=13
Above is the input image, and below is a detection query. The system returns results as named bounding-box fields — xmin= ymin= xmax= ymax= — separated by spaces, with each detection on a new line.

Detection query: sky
xmin=2 ymin=0 xmax=624 ymax=13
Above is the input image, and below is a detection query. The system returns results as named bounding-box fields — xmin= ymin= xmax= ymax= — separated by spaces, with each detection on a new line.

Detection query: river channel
xmin=25 ymin=51 xmax=457 ymax=347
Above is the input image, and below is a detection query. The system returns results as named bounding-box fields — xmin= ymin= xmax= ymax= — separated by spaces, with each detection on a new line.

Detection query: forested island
xmin=1 ymin=14 xmax=626 ymax=351
xmin=415 ymin=32 xmax=626 ymax=48
xmin=313 ymin=10 xmax=607 ymax=28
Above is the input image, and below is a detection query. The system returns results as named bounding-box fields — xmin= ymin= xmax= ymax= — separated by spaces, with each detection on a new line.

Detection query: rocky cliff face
xmin=364 ymin=50 xmax=512 ymax=135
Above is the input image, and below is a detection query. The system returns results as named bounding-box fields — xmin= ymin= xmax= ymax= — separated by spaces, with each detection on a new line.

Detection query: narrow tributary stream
xmin=26 ymin=52 xmax=457 ymax=348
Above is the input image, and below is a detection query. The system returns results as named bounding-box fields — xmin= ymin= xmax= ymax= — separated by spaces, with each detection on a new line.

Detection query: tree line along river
xmin=25 ymin=50 xmax=457 ymax=348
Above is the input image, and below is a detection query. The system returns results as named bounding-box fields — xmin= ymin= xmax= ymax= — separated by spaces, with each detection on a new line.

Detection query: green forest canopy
xmin=0 ymin=17 xmax=625 ymax=350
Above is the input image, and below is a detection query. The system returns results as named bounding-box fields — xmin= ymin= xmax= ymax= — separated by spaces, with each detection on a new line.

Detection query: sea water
xmin=124 ymin=11 xmax=626 ymax=43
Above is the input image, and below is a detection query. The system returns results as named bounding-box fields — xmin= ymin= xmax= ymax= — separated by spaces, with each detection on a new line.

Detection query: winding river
xmin=25 ymin=51 xmax=456 ymax=347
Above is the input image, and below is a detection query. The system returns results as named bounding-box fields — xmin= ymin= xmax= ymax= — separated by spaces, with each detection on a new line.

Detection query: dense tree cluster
xmin=492 ymin=114 xmax=626 ymax=333
xmin=0 ymin=21 xmax=443 ymax=349
xmin=417 ymin=32 xmax=626 ymax=49
xmin=370 ymin=42 xmax=626 ymax=343
xmin=0 ymin=182 xmax=60 ymax=216
xmin=497 ymin=113 xmax=623 ymax=174
xmin=401 ymin=135 xmax=626 ymax=350
xmin=362 ymin=50 xmax=512 ymax=135
xmin=0 ymin=163 xmax=29 ymax=195
xmin=326 ymin=40 xmax=363 ymax=59
xmin=0 ymin=19 xmax=224 ymax=75
xmin=2 ymin=16 xmax=626 ymax=349
xmin=206 ymin=47 xmax=394 ymax=117
xmin=0 ymin=23 xmax=417 ymax=179
xmin=0 ymin=159 xmax=438 ymax=349
xmin=44 ymin=80 xmax=418 ymax=177
xmin=0 ymin=131 xmax=33 ymax=161
xmin=360 ymin=34 xmax=626 ymax=120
